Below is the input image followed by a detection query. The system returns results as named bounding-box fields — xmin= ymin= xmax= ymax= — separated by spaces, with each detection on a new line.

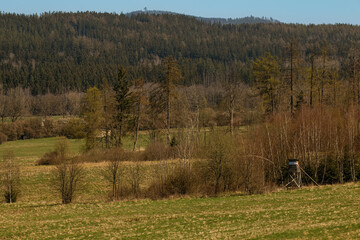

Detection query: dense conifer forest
xmin=0 ymin=11 xmax=359 ymax=93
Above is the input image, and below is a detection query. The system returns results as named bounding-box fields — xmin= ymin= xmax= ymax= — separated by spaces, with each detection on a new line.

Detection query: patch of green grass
xmin=122 ymin=133 xmax=151 ymax=150
xmin=0 ymin=137 xmax=84 ymax=159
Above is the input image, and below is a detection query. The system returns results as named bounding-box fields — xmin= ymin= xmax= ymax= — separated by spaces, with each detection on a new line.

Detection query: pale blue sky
xmin=1 ymin=0 xmax=359 ymax=25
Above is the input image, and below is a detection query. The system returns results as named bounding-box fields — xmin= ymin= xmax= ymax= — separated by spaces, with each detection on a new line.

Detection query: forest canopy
xmin=0 ymin=11 xmax=360 ymax=94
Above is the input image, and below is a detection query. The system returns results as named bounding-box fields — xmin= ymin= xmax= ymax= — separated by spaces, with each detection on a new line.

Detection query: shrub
xmin=1 ymin=122 xmax=23 ymax=141
xmin=23 ymin=118 xmax=43 ymax=139
xmin=202 ymin=132 xmax=235 ymax=195
xmin=128 ymin=161 xmax=143 ymax=198
xmin=106 ymin=184 xmax=133 ymax=200
xmin=73 ymin=147 xmax=133 ymax=163
xmin=53 ymin=158 xmax=84 ymax=204
xmin=36 ymin=151 xmax=59 ymax=165
xmin=1 ymin=151 xmax=20 ymax=203
xmin=163 ymin=167 xmax=194 ymax=195
xmin=43 ymin=118 xmax=59 ymax=137
xmin=145 ymin=180 xmax=169 ymax=200
xmin=233 ymin=155 xmax=266 ymax=195
xmin=61 ymin=118 xmax=86 ymax=139
xmin=36 ymin=137 xmax=70 ymax=165
xmin=48 ymin=137 xmax=83 ymax=204
xmin=104 ymin=148 xmax=128 ymax=201
xmin=0 ymin=132 xmax=7 ymax=144
xmin=146 ymin=165 xmax=196 ymax=199
xmin=141 ymin=142 xmax=174 ymax=161
xmin=0 ymin=118 xmax=61 ymax=142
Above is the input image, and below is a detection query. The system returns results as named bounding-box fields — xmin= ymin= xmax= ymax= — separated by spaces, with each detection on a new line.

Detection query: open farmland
xmin=0 ymin=183 xmax=359 ymax=239
xmin=0 ymin=138 xmax=359 ymax=239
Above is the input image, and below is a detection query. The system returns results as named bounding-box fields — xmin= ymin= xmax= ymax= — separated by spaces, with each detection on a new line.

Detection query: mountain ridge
xmin=126 ymin=9 xmax=280 ymax=24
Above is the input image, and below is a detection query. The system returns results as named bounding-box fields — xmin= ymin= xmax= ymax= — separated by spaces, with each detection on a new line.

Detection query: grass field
xmin=0 ymin=183 xmax=359 ymax=239
xmin=0 ymin=138 xmax=359 ymax=239
xmin=0 ymin=137 xmax=84 ymax=159
xmin=0 ymin=133 xmax=150 ymax=160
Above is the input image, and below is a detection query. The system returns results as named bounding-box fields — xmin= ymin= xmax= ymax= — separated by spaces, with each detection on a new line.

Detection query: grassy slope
xmin=0 ymin=137 xmax=84 ymax=159
xmin=0 ymin=138 xmax=359 ymax=239
xmin=0 ymin=133 xmax=150 ymax=159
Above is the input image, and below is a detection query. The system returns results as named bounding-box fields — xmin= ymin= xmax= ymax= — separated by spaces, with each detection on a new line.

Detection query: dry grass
xmin=0 ymin=183 xmax=359 ymax=239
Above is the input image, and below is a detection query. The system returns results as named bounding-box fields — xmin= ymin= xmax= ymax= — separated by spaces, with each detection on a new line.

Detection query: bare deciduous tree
xmin=1 ymin=151 xmax=20 ymax=203
xmin=128 ymin=159 xmax=143 ymax=198
xmin=7 ymin=86 xmax=30 ymax=122
xmin=52 ymin=138 xmax=83 ymax=204
xmin=104 ymin=150 xmax=125 ymax=201
xmin=65 ymin=91 xmax=83 ymax=116
xmin=131 ymin=78 xmax=149 ymax=151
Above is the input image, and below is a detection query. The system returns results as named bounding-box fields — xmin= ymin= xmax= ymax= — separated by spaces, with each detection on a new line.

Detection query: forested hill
xmin=0 ymin=11 xmax=359 ymax=94
xmin=127 ymin=10 xmax=280 ymax=24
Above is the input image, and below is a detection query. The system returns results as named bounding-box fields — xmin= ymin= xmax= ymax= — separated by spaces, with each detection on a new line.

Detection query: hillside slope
xmin=0 ymin=12 xmax=359 ymax=93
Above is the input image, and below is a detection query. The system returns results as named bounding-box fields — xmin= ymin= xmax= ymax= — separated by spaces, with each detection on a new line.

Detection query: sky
xmin=1 ymin=0 xmax=360 ymax=25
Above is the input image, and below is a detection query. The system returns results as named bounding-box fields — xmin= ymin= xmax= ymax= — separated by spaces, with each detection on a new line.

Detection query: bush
xmin=23 ymin=118 xmax=43 ymax=139
xmin=233 ymin=155 xmax=266 ymax=195
xmin=42 ymin=118 xmax=59 ymax=137
xmin=0 ymin=118 xmax=61 ymax=142
xmin=103 ymin=148 xmax=130 ymax=201
xmin=1 ymin=122 xmax=23 ymax=141
xmin=106 ymin=184 xmax=133 ymax=200
xmin=1 ymin=151 xmax=20 ymax=203
xmin=163 ymin=167 xmax=194 ymax=195
xmin=128 ymin=161 xmax=143 ymax=198
xmin=145 ymin=180 xmax=169 ymax=200
xmin=202 ymin=132 xmax=236 ymax=195
xmin=36 ymin=151 xmax=59 ymax=165
xmin=146 ymin=165 xmax=196 ymax=199
xmin=4 ymin=189 xmax=18 ymax=203
xmin=141 ymin=142 xmax=174 ymax=161
xmin=61 ymin=118 xmax=86 ymax=139
xmin=36 ymin=137 xmax=70 ymax=165
xmin=53 ymin=158 xmax=84 ymax=204
xmin=74 ymin=147 xmax=134 ymax=163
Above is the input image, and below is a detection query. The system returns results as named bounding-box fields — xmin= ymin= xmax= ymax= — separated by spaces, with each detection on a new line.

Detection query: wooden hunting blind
xmin=288 ymin=159 xmax=300 ymax=173
xmin=286 ymin=159 xmax=302 ymax=188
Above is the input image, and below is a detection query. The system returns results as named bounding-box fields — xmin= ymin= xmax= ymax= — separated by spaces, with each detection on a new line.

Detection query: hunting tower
xmin=286 ymin=159 xmax=302 ymax=188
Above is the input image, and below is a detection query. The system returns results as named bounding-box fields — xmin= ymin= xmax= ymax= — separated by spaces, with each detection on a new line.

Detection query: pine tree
xmin=252 ymin=53 xmax=281 ymax=113
xmin=81 ymin=87 xmax=104 ymax=151
xmin=113 ymin=66 xmax=132 ymax=147
xmin=160 ymin=57 xmax=183 ymax=144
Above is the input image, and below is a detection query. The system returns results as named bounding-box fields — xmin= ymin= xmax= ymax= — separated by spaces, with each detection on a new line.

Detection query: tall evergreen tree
xmin=252 ymin=53 xmax=281 ymax=113
xmin=113 ymin=66 xmax=132 ymax=147
xmin=160 ymin=57 xmax=183 ymax=143
xmin=81 ymin=87 xmax=104 ymax=151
